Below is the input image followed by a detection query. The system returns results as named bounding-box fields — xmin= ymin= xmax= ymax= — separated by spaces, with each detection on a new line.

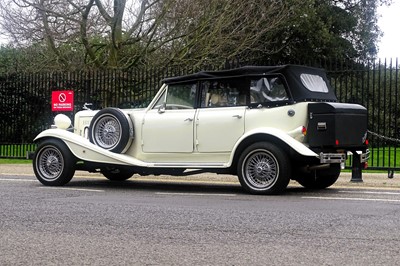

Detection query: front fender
xmin=34 ymin=129 xmax=147 ymax=167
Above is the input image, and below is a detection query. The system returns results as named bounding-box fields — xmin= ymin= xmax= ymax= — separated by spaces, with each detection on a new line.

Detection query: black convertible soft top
xmin=163 ymin=65 xmax=337 ymax=102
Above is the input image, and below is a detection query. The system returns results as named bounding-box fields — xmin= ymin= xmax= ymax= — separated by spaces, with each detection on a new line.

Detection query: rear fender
xmin=231 ymin=127 xmax=318 ymax=163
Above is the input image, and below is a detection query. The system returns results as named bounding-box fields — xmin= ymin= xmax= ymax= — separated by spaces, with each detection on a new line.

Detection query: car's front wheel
xmin=33 ymin=139 xmax=76 ymax=186
xmin=237 ymin=142 xmax=290 ymax=195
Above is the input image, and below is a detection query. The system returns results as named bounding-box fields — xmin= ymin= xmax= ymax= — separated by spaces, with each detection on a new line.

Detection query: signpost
xmin=51 ymin=91 xmax=74 ymax=112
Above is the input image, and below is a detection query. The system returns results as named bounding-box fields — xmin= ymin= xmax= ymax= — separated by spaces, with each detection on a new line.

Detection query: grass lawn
xmin=0 ymin=158 xmax=32 ymax=164
xmin=0 ymin=144 xmax=36 ymax=160
xmin=367 ymin=147 xmax=400 ymax=169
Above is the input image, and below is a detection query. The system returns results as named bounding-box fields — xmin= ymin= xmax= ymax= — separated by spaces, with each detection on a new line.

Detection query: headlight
xmin=54 ymin=114 xmax=72 ymax=130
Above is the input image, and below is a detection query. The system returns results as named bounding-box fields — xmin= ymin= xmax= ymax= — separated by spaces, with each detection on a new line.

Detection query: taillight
xmin=302 ymin=126 xmax=307 ymax=136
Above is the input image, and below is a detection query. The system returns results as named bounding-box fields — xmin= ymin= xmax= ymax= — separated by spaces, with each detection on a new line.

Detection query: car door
xmin=196 ymin=107 xmax=246 ymax=152
xmin=195 ymin=79 xmax=247 ymax=153
xmin=142 ymin=83 xmax=196 ymax=153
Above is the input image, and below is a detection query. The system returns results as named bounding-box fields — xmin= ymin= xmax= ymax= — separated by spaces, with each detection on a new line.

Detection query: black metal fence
xmin=327 ymin=59 xmax=400 ymax=170
xmin=1 ymin=59 xmax=399 ymax=171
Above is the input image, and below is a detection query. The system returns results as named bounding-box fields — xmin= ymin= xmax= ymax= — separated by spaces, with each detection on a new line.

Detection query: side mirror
xmin=158 ymin=102 xmax=166 ymax=114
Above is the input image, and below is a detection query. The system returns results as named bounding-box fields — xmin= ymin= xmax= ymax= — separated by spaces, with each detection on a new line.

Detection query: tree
xmin=0 ymin=0 xmax=151 ymax=70
xmin=0 ymin=0 xmax=392 ymax=71
xmin=151 ymin=0 xmax=295 ymax=68
xmin=0 ymin=0 xmax=297 ymax=70
xmin=258 ymin=0 xmax=392 ymax=63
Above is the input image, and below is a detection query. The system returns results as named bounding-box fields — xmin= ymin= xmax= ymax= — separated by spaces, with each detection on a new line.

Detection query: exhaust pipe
xmin=301 ymin=164 xmax=331 ymax=173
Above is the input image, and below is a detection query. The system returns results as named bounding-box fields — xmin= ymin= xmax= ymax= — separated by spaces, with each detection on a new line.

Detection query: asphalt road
xmin=1 ymin=166 xmax=400 ymax=265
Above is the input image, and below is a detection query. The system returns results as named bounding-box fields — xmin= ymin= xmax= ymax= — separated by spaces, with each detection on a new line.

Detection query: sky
xmin=377 ymin=0 xmax=400 ymax=59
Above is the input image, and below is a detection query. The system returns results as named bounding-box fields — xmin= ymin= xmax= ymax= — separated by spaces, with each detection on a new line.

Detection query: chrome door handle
xmin=232 ymin=115 xmax=242 ymax=119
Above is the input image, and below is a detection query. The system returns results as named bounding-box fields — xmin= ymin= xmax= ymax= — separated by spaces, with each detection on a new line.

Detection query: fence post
xmin=351 ymin=152 xmax=363 ymax=182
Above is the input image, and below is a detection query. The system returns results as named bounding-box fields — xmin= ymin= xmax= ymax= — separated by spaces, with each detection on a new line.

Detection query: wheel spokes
xmin=95 ymin=116 xmax=121 ymax=149
xmin=246 ymin=151 xmax=278 ymax=189
xmin=38 ymin=147 xmax=63 ymax=180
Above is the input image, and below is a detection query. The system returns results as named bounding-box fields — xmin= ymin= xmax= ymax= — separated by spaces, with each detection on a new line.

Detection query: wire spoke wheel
xmin=238 ymin=142 xmax=290 ymax=195
xmin=245 ymin=150 xmax=278 ymax=189
xmin=33 ymin=139 xmax=76 ymax=186
xmin=37 ymin=146 xmax=64 ymax=181
xmin=94 ymin=115 xmax=122 ymax=150
xmin=89 ymin=108 xmax=133 ymax=153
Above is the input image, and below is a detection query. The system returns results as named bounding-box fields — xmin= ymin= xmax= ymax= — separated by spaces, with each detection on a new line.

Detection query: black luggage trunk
xmin=307 ymin=102 xmax=367 ymax=148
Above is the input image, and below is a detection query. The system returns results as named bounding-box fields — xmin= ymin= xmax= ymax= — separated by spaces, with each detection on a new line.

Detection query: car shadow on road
xmin=54 ymin=176 xmax=341 ymax=196
xmin=71 ymin=178 xmax=245 ymax=194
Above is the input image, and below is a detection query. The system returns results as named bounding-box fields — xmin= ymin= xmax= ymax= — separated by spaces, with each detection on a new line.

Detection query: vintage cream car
xmin=32 ymin=65 xmax=369 ymax=194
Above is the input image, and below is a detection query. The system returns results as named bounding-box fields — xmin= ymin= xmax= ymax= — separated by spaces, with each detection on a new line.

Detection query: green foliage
xmin=0 ymin=45 xmax=29 ymax=74
xmin=251 ymin=0 xmax=387 ymax=63
xmin=0 ymin=72 xmax=52 ymax=142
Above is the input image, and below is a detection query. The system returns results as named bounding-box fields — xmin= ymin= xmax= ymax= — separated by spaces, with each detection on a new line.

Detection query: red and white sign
xmin=52 ymin=90 xmax=74 ymax=112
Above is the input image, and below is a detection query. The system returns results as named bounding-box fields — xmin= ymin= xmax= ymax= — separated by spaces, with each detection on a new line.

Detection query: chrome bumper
xmin=360 ymin=149 xmax=370 ymax=163
xmin=319 ymin=149 xmax=370 ymax=164
xmin=319 ymin=153 xmax=346 ymax=164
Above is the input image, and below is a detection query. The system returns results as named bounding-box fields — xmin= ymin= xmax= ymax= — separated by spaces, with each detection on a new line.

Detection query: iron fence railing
xmin=1 ymin=59 xmax=399 ymax=171
xmin=326 ymin=59 xmax=400 ymax=170
xmin=0 ymin=143 xmax=37 ymax=159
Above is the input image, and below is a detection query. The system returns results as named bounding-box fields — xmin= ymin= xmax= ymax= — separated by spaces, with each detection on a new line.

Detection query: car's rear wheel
xmin=101 ymin=167 xmax=135 ymax=181
xmin=237 ymin=142 xmax=290 ymax=195
xmin=89 ymin=108 xmax=133 ymax=153
xmin=296 ymin=164 xmax=341 ymax=189
xmin=33 ymin=139 xmax=76 ymax=186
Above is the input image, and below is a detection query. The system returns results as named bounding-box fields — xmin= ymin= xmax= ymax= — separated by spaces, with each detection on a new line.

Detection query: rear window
xmin=250 ymin=77 xmax=288 ymax=103
xmin=300 ymin=74 xmax=329 ymax=93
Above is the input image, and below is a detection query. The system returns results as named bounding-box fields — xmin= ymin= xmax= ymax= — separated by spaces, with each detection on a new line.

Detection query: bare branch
xmin=94 ymin=0 xmax=112 ymax=23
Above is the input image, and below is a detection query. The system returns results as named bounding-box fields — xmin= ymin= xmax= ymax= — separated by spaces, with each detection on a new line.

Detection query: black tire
xmin=296 ymin=164 xmax=341 ymax=189
xmin=101 ymin=167 xmax=135 ymax=181
xmin=237 ymin=142 xmax=291 ymax=195
xmin=89 ymin=108 xmax=133 ymax=153
xmin=33 ymin=139 xmax=76 ymax=186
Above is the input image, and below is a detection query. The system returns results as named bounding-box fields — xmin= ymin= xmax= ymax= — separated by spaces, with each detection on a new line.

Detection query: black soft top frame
xmin=163 ymin=65 xmax=337 ymax=102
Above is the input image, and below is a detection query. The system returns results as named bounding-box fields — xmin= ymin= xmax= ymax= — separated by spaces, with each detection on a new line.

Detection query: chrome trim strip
xmin=153 ymin=163 xmax=226 ymax=168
